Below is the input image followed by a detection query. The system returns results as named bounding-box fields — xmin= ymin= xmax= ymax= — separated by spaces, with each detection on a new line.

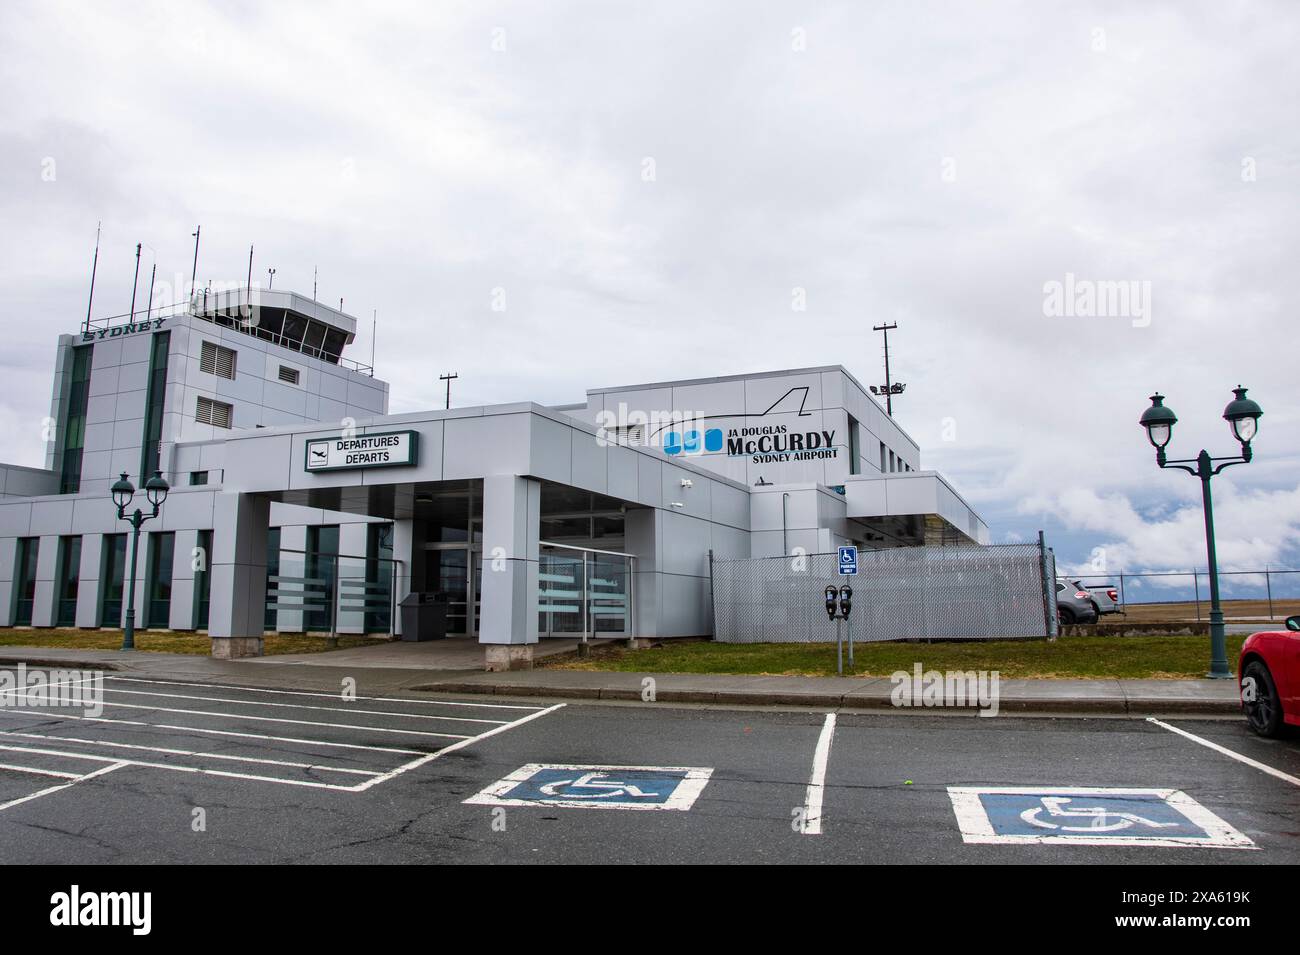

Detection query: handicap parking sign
xmin=466 ymin=764 xmax=713 ymax=811
xmin=838 ymin=545 xmax=858 ymax=576
xmin=947 ymin=787 xmax=1255 ymax=848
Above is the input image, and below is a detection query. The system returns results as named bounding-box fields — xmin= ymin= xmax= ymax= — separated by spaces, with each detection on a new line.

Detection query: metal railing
xmin=711 ymin=543 xmax=1055 ymax=643
xmin=266 ymin=548 xmax=402 ymax=639
xmin=1072 ymin=568 xmax=1300 ymax=620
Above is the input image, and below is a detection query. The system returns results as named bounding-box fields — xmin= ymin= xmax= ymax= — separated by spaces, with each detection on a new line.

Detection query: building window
xmin=189 ymin=471 xmax=209 ymax=486
xmin=194 ymin=530 xmax=213 ymax=630
xmin=146 ymin=531 xmax=175 ymax=629
xmin=60 ymin=345 xmax=93 ymax=494
xmin=879 ymin=441 xmax=886 ymax=474
xmin=365 ymin=523 xmax=394 ymax=634
xmin=265 ymin=526 xmax=281 ymax=630
xmin=278 ymin=365 xmax=300 ymax=385
xmin=55 ymin=536 xmax=81 ymax=627
xmin=199 ymin=340 xmax=237 ymax=380
xmin=848 ymin=415 xmax=861 ymax=476
xmin=12 ymin=538 xmax=39 ymax=626
xmin=889 ymin=450 xmax=896 ymax=473
xmin=140 ymin=331 xmax=170 ymax=480
xmin=304 ymin=525 xmax=339 ymax=632
xmin=100 ymin=534 xmax=127 ymax=627
xmin=196 ymin=396 xmax=233 ymax=429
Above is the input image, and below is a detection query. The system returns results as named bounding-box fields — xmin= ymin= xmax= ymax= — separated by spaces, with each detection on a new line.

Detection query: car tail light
xmin=1075 ymin=591 xmax=1090 ymax=599
xmin=1107 ymin=589 xmax=1118 ymax=601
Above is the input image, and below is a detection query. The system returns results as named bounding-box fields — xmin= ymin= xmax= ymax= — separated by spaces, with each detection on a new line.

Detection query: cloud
xmin=0 ymin=0 xmax=1296 ymax=574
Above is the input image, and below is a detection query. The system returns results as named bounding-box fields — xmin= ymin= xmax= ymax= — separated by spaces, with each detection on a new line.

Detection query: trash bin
xmin=399 ymin=592 xmax=449 ymax=642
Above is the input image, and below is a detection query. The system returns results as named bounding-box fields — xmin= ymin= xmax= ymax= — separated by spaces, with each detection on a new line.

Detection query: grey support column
xmin=208 ymin=493 xmax=270 ymax=658
xmin=477 ymin=475 xmax=540 ymax=671
xmin=31 ymin=535 xmax=59 ymax=628
xmin=74 ymin=535 xmax=103 ymax=628
xmin=390 ymin=519 xmax=422 ymax=637
xmin=625 ymin=508 xmax=662 ymax=640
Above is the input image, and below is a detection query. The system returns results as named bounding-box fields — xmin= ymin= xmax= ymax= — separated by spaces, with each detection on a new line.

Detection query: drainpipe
xmin=782 ymin=492 xmax=790 ymax=556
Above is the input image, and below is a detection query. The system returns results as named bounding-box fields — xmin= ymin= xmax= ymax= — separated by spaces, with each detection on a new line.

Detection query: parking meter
xmin=824 ymin=585 xmax=839 ymax=620
xmin=838 ymin=585 xmax=853 ymax=619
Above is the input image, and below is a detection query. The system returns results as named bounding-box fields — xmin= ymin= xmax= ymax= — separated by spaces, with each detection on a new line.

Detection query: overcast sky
xmin=2 ymin=1 xmax=1297 ymax=588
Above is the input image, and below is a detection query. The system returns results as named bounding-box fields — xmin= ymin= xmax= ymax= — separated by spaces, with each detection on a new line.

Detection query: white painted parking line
xmin=947 ymin=786 xmax=1256 ymax=849
xmin=0 ymin=761 xmax=127 ymax=813
xmin=352 ymin=703 xmax=568 ymax=792
xmin=802 ymin=712 xmax=836 ymax=835
xmin=0 ymin=762 xmax=84 ymax=780
xmin=105 ymin=676 xmax=544 ymax=710
xmin=0 ymin=708 xmax=424 ymax=755
xmin=466 ymin=761 xmax=711 ymax=811
xmin=2 ymin=697 xmax=472 ymax=740
xmin=1147 ymin=717 xmax=1300 ymax=788
xmin=0 ymin=681 xmax=568 ymax=795
xmin=95 ymin=685 xmax=512 ymax=725
xmin=0 ymin=730 xmax=383 ymax=777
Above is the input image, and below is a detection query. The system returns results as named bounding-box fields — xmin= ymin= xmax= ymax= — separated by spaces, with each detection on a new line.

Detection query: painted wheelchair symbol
xmin=537 ymin=771 xmax=661 ymax=800
xmin=1019 ymin=796 xmax=1180 ymax=833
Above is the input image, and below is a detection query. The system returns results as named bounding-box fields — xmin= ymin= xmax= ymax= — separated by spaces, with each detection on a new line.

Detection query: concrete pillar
xmin=74 ymin=534 xmax=104 ymax=628
xmin=336 ymin=522 xmax=369 ymax=634
xmin=0 ymin=537 xmax=13 ymax=627
xmin=169 ymin=528 xmax=200 ymax=630
xmin=625 ymin=508 xmax=662 ymax=639
xmin=31 ymin=535 xmax=60 ymax=627
xmin=129 ymin=528 xmax=150 ymax=631
xmin=390 ymin=519 xmax=423 ymax=637
xmin=208 ymin=493 xmax=270 ymax=658
xmin=477 ymin=475 xmax=540 ymax=670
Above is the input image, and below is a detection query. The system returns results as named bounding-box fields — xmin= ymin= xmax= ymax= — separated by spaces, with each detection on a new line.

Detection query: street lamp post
xmin=1139 ymin=387 xmax=1263 ymax=679
xmin=110 ymin=470 xmax=170 ymax=651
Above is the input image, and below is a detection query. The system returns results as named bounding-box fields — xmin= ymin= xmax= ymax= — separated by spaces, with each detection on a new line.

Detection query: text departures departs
xmin=305 ymin=430 xmax=419 ymax=472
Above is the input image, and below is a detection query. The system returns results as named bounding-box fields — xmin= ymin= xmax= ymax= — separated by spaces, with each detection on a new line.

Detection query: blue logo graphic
xmin=664 ymin=428 xmax=723 ymax=456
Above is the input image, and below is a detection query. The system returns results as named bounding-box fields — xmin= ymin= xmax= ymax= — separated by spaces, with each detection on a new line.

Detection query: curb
xmin=409 ymin=681 xmax=1239 ymax=716
xmin=0 ymin=655 xmax=125 ymax=672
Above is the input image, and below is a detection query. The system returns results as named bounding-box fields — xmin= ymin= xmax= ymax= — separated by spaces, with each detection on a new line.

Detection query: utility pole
xmin=439 ymin=372 xmax=459 ymax=409
xmin=869 ymin=322 xmax=906 ymax=416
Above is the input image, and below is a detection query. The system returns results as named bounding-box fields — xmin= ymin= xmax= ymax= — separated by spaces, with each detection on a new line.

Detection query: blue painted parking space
xmin=465 ymin=763 xmax=712 ymax=811
xmin=947 ymin=786 xmax=1256 ymax=848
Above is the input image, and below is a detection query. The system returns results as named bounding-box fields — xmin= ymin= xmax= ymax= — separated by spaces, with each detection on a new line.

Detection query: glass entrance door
xmin=537 ymin=544 xmax=633 ymax=638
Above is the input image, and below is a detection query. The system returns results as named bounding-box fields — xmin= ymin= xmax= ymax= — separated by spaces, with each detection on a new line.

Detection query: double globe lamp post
xmin=1139 ymin=387 xmax=1263 ymax=679
xmin=109 ymin=470 xmax=170 ymax=651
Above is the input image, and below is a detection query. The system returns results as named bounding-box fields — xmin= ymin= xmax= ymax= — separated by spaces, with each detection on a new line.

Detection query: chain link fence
xmin=711 ymin=543 xmax=1056 ymax=643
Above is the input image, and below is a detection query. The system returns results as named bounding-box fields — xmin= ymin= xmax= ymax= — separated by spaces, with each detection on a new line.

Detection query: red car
xmin=1239 ymin=615 xmax=1300 ymax=737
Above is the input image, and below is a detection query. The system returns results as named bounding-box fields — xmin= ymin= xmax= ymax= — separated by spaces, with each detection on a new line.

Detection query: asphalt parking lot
xmin=0 ymin=670 xmax=1296 ymax=864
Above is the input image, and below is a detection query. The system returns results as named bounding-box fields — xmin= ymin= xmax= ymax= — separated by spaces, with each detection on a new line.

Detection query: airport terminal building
xmin=0 ymin=291 xmax=987 ymax=667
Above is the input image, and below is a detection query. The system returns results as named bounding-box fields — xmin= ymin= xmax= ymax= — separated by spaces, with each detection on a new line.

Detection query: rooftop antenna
xmin=245 ymin=244 xmax=254 ymax=302
xmin=145 ymin=259 xmax=157 ymax=320
xmin=439 ymin=372 xmax=459 ymax=409
xmin=371 ymin=309 xmax=376 ymax=372
xmin=84 ymin=221 xmax=101 ymax=334
xmin=267 ymin=267 xmax=276 ymax=289
xmin=128 ymin=243 xmax=142 ymax=323
xmin=190 ymin=225 xmax=201 ymax=299
xmin=869 ymin=322 xmax=906 ymax=416
xmin=313 ymin=266 xmax=317 ymax=301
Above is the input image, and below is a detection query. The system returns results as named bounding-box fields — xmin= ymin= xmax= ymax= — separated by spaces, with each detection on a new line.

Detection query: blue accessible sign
xmin=837 ymin=545 xmax=858 ymax=576
xmin=466 ymin=764 xmax=713 ymax=811
xmin=947 ymin=787 xmax=1255 ymax=849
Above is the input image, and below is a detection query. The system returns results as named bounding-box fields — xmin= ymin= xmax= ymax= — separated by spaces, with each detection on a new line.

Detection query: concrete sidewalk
xmin=0 ymin=644 xmax=1242 ymax=716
